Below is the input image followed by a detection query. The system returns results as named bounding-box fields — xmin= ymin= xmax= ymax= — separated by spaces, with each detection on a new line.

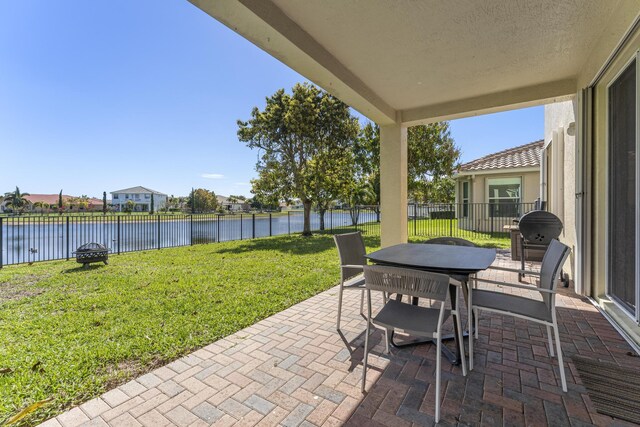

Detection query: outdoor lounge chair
xmin=361 ymin=265 xmax=466 ymax=423
xmin=469 ymin=239 xmax=571 ymax=391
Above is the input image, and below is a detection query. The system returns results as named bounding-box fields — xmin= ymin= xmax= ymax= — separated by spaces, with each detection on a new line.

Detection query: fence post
xmin=490 ymin=204 xmax=495 ymax=236
xmin=157 ymin=215 xmax=161 ymax=250
xmin=190 ymin=215 xmax=193 ymax=245
xmin=449 ymin=203 xmax=453 ymax=236
xmin=66 ymin=216 xmax=70 ymax=260
xmin=252 ymin=214 xmax=256 ymax=239
xmin=413 ymin=204 xmax=417 ymax=236
xmin=330 ymin=209 xmax=333 ymax=231
xmin=240 ymin=214 xmax=243 ymax=240
xmin=288 ymin=211 xmax=290 ymax=234
xmin=0 ymin=217 xmax=3 ymax=268
xmin=217 ymin=215 xmax=220 ymax=242
xmin=269 ymin=213 xmax=272 ymax=236
xmin=117 ymin=216 xmax=121 ymax=254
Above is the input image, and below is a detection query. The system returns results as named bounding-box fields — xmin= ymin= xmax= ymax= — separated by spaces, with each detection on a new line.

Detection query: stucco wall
xmin=544 ymin=100 xmax=577 ymax=281
xmin=460 ymin=170 xmax=540 ymax=205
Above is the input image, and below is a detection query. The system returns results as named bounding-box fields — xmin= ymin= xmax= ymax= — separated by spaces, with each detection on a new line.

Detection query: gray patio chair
xmin=361 ymin=265 xmax=466 ymax=423
xmin=333 ymin=232 xmax=368 ymax=332
xmin=469 ymin=239 xmax=570 ymax=391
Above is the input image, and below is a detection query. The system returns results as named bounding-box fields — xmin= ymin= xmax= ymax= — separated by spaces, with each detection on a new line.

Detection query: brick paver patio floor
xmin=42 ymin=251 xmax=640 ymax=427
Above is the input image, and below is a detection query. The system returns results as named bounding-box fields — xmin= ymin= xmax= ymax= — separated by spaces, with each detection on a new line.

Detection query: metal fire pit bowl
xmin=73 ymin=243 xmax=109 ymax=268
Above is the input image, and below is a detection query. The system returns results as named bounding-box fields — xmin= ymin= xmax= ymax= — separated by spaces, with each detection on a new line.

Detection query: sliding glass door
xmin=608 ymin=55 xmax=638 ymax=319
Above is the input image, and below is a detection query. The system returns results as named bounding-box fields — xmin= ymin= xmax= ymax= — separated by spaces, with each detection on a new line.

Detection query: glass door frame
xmin=605 ymin=50 xmax=640 ymax=324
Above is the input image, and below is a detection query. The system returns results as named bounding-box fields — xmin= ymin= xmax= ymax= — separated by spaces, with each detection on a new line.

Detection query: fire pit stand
xmin=73 ymin=243 xmax=109 ymax=268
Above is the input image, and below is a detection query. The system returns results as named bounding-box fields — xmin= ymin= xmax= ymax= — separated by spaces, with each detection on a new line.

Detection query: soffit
xmin=191 ymin=0 xmax=635 ymax=123
xmin=270 ymin=0 xmax=616 ymax=111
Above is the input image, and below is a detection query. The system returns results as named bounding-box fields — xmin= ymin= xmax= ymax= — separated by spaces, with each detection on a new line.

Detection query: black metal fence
xmin=0 ymin=202 xmax=534 ymax=267
xmin=408 ymin=202 xmax=535 ymax=240
xmin=0 ymin=208 xmax=380 ymax=267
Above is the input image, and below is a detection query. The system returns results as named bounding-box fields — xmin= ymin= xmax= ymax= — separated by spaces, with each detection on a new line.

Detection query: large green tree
xmin=188 ymin=188 xmax=218 ymax=213
xmin=356 ymin=122 xmax=460 ymax=204
xmin=4 ymin=186 xmax=31 ymax=213
xmin=408 ymin=123 xmax=461 ymax=203
xmin=353 ymin=122 xmax=381 ymax=220
xmin=238 ymin=83 xmax=359 ymax=235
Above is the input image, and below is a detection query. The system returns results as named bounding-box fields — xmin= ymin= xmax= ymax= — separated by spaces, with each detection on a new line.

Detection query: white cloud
xmin=201 ymin=173 xmax=224 ymax=179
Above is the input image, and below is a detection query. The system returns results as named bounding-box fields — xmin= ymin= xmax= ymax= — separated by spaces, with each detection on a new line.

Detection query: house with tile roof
xmin=110 ymin=186 xmax=167 ymax=212
xmin=453 ymin=140 xmax=543 ymax=232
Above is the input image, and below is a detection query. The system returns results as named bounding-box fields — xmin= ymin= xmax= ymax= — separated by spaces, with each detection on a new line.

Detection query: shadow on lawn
xmin=63 ymin=264 xmax=108 ymax=274
xmin=212 ymin=231 xmax=381 ymax=256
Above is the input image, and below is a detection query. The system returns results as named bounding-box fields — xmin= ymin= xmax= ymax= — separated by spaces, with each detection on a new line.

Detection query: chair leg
xmin=455 ymin=311 xmax=467 ymax=376
xmin=467 ymin=282 xmax=473 ymax=371
xmin=547 ymin=325 xmax=555 ymax=357
xmin=474 ymin=308 xmax=479 ymax=339
xmin=435 ymin=336 xmax=442 ymax=423
xmin=469 ymin=314 xmax=474 ymax=371
xmin=336 ymin=285 xmax=344 ymax=331
xmin=553 ymin=324 xmax=567 ymax=392
xmin=361 ymin=316 xmax=371 ymax=393
xmin=360 ymin=289 xmax=365 ymax=317
xmin=384 ymin=328 xmax=390 ymax=354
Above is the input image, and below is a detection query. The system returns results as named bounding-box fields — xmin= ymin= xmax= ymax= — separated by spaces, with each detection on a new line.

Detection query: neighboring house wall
xmin=544 ymin=100 xmax=577 ymax=283
xmin=111 ymin=189 xmax=167 ymax=212
xmin=456 ymin=170 xmax=539 ymax=232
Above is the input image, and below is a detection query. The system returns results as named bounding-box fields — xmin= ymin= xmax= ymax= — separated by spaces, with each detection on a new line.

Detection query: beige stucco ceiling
xmin=189 ymin=0 xmax=640 ymax=125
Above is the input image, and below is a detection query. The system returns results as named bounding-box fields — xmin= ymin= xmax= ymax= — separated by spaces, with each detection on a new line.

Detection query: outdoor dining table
xmin=365 ymin=243 xmax=497 ymax=364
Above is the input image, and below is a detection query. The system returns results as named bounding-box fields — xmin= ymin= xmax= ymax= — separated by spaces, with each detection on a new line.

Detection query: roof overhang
xmin=188 ymin=0 xmax=640 ymax=124
xmin=454 ymin=166 xmax=540 ymax=178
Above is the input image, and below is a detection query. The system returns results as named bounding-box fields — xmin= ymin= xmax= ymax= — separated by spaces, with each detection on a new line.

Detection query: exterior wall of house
xmin=587 ymin=24 xmax=640 ymax=347
xmin=456 ymin=169 xmax=540 ymax=232
xmin=545 ymin=100 xmax=577 ymax=282
xmin=111 ymin=192 xmax=167 ymax=211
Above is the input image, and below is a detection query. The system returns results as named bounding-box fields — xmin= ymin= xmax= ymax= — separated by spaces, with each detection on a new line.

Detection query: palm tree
xmin=347 ymin=181 xmax=375 ymax=226
xmin=4 ymin=186 xmax=31 ymax=213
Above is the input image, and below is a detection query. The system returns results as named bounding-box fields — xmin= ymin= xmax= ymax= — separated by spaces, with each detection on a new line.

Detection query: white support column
xmin=380 ymin=123 xmax=408 ymax=247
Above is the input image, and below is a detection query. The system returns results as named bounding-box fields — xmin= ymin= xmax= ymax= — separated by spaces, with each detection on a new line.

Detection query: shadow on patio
xmin=43 ymin=252 xmax=640 ymax=427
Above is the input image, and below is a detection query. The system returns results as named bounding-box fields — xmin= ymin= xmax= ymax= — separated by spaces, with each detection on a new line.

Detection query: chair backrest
xmin=363 ymin=265 xmax=450 ymax=301
xmin=333 ymin=232 xmax=367 ymax=280
xmin=539 ymin=239 xmax=571 ymax=306
xmin=423 ymin=237 xmax=477 ymax=247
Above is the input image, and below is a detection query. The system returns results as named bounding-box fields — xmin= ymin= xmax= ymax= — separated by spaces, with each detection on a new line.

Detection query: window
xmin=113 ymin=194 xmax=119 ymax=200
xmin=487 ymin=177 xmax=521 ymax=217
xmin=461 ymin=181 xmax=469 ymax=217
xmin=145 ymin=194 xmax=150 ymax=199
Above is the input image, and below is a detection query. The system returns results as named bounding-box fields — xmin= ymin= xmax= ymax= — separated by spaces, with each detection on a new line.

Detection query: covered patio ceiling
xmin=189 ymin=0 xmax=637 ymax=125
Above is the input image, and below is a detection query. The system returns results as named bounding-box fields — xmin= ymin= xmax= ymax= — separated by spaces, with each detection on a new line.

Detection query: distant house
xmin=453 ymin=140 xmax=543 ymax=231
xmin=111 ymin=186 xmax=167 ymax=212
xmin=216 ymin=195 xmax=250 ymax=212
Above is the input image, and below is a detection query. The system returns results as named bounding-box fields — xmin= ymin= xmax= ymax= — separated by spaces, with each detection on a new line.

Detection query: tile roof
xmin=23 ymin=194 xmax=103 ymax=205
xmin=111 ymin=186 xmax=166 ymax=195
xmin=458 ymin=139 xmax=544 ymax=172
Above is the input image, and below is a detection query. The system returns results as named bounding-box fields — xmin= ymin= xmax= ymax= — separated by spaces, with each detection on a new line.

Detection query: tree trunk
xmin=302 ymin=200 xmax=313 ymax=236
xmin=350 ymin=206 xmax=360 ymax=226
xmin=375 ymin=206 xmax=381 ymax=223
xmin=319 ymin=207 xmax=326 ymax=231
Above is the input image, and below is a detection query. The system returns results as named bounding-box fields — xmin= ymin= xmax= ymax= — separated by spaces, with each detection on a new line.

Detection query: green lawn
xmin=0 ymin=230 xmax=507 ymax=425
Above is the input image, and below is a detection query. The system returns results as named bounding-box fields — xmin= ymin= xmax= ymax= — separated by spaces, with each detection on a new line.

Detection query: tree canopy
xmin=188 ymin=188 xmax=218 ymax=213
xmin=238 ymin=83 xmax=359 ymax=235
xmin=4 ymin=186 xmax=31 ymax=212
xmin=408 ymin=122 xmax=461 ymax=203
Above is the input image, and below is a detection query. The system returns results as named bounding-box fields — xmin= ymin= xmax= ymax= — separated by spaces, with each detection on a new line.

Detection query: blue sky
xmin=0 ymin=1 xmax=543 ymax=199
